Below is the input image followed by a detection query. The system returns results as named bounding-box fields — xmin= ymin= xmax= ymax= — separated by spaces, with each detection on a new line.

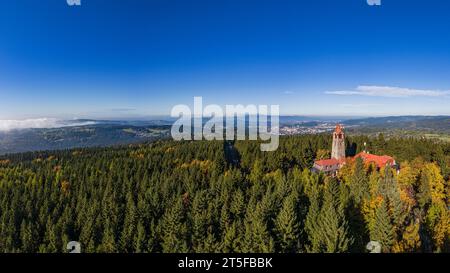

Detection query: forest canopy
xmin=0 ymin=134 xmax=448 ymax=253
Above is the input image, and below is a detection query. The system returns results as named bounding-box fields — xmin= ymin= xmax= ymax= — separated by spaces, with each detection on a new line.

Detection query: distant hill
xmin=343 ymin=116 xmax=450 ymax=133
xmin=0 ymin=123 xmax=170 ymax=155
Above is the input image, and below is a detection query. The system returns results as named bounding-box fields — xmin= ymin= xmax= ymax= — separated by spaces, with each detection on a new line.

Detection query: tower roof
xmin=334 ymin=124 xmax=344 ymax=134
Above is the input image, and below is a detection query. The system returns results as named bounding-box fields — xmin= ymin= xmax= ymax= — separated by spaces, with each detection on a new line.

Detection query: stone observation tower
xmin=331 ymin=124 xmax=345 ymax=160
xmin=313 ymin=124 xmax=397 ymax=176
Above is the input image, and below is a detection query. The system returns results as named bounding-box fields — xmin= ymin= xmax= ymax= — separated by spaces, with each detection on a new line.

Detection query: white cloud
xmin=283 ymin=90 xmax=295 ymax=95
xmin=0 ymin=118 xmax=96 ymax=131
xmin=339 ymin=103 xmax=382 ymax=108
xmin=326 ymin=85 xmax=450 ymax=97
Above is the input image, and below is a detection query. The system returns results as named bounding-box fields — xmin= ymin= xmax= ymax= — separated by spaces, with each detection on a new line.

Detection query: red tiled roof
xmin=314 ymin=158 xmax=344 ymax=166
xmin=314 ymin=152 xmax=395 ymax=169
xmin=354 ymin=152 xmax=395 ymax=168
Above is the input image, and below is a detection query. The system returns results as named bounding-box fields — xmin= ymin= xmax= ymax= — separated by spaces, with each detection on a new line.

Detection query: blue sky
xmin=1 ymin=0 xmax=450 ymax=119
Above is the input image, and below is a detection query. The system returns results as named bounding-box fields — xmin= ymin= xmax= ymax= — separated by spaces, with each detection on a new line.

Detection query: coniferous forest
xmin=0 ymin=134 xmax=448 ymax=253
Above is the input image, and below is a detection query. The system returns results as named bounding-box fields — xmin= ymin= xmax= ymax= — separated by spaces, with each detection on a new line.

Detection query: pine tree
xmin=219 ymin=202 xmax=230 ymax=232
xmin=221 ymin=221 xmax=242 ymax=253
xmin=133 ymin=220 xmax=147 ymax=253
xmin=242 ymin=201 xmax=275 ymax=253
xmin=350 ymin=157 xmax=369 ymax=204
xmin=274 ymin=194 xmax=300 ymax=253
xmin=305 ymin=185 xmax=321 ymax=252
xmin=243 ymin=217 xmax=275 ymax=253
xmin=20 ymin=220 xmax=35 ymax=253
xmin=388 ymin=179 xmax=407 ymax=232
xmin=41 ymin=218 xmax=58 ymax=253
xmin=196 ymin=229 xmax=220 ymax=253
xmin=249 ymin=159 xmax=263 ymax=184
xmin=230 ymin=190 xmax=245 ymax=219
xmin=316 ymin=180 xmax=352 ymax=253
xmin=300 ymin=143 xmax=315 ymax=170
xmin=417 ymin=171 xmax=431 ymax=209
xmin=370 ymin=200 xmax=395 ymax=253
xmin=191 ymin=192 xmax=208 ymax=252
xmin=119 ymin=192 xmax=136 ymax=252
xmin=99 ymin=219 xmax=117 ymax=253
xmin=160 ymin=198 xmax=189 ymax=253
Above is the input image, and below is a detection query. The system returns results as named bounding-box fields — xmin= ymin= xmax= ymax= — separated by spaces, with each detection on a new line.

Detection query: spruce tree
xmin=316 ymin=180 xmax=352 ymax=253
xmin=133 ymin=220 xmax=146 ymax=253
xmin=99 ymin=219 xmax=117 ymax=253
xmin=160 ymin=199 xmax=189 ymax=253
xmin=370 ymin=200 xmax=395 ymax=253
xmin=20 ymin=220 xmax=35 ymax=253
xmin=119 ymin=192 xmax=136 ymax=252
xmin=305 ymin=185 xmax=321 ymax=252
xmin=221 ymin=221 xmax=243 ymax=253
xmin=350 ymin=157 xmax=369 ymax=204
xmin=242 ymin=202 xmax=275 ymax=253
xmin=274 ymin=194 xmax=300 ymax=253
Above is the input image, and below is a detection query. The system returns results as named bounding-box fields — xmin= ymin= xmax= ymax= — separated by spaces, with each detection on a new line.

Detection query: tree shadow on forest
xmin=346 ymin=199 xmax=370 ymax=252
xmin=346 ymin=142 xmax=358 ymax=157
xmin=224 ymin=141 xmax=241 ymax=167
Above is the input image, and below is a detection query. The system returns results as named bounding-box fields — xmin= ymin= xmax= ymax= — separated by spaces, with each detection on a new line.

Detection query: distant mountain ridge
xmin=0 ymin=115 xmax=448 ymax=154
xmin=0 ymin=123 xmax=171 ymax=155
xmin=342 ymin=116 xmax=450 ymax=133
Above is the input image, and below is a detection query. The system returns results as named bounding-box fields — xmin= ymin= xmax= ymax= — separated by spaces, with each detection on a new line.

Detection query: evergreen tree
xmin=316 ymin=180 xmax=352 ymax=253
xmin=221 ymin=222 xmax=242 ymax=253
xmin=350 ymin=157 xmax=369 ymax=204
xmin=274 ymin=194 xmax=300 ymax=253
xmin=160 ymin=199 xmax=189 ymax=253
xmin=305 ymin=185 xmax=321 ymax=252
xmin=417 ymin=171 xmax=432 ymax=209
xmin=119 ymin=192 xmax=136 ymax=252
xmin=370 ymin=200 xmax=395 ymax=253
xmin=20 ymin=220 xmax=35 ymax=253
xmin=99 ymin=219 xmax=117 ymax=253
xmin=133 ymin=220 xmax=146 ymax=253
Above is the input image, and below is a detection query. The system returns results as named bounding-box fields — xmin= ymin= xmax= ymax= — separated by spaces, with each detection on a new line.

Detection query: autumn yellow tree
xmin=392 ymin=221 xmax=421 ymax=253
xmin=419 ymin=163 xmax=449 ymax=252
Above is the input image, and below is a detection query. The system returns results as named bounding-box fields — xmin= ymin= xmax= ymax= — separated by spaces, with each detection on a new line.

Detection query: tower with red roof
xmin=312 ymin=124 xmax=398 ymax=176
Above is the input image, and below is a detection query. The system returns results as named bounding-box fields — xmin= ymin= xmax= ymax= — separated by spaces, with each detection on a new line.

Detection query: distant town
xmin=279 ymin=122 xmax=357 ymax=136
